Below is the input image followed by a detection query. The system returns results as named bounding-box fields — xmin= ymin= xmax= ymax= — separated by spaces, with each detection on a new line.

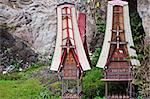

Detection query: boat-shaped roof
xmin=108 ymin=0 xmax=128 ymax=6
xmin=50 ymin=3 xmax=91 ymax=71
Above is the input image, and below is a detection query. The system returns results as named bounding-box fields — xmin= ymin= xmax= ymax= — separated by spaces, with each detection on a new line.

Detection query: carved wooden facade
xmin=50 ymin=2 xmax=91 ymax=99
xmin=61 ymin=50 xmax=82 ymax=99
xmin=97 ymin=0 xmax=140 ymax=98
xmin=104 ymin=5 xmax=132 ymax=81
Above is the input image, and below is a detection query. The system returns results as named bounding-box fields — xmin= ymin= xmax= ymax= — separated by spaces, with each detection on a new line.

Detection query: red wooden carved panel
xmin=62 ymin=51 xmax=78 ymax=78
xmin=113 ymin=5 xmax=124 ymax=30
xmin=65 ymin=51 xmax=76 ymax=65
xmin=106 ymin=61 xmax=132 ymax=79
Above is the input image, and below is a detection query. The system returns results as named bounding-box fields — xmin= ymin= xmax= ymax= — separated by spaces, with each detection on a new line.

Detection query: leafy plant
xmin=95 ymin=13 xmax=106 ymax=34
xmin=130 ymin=12 xmax=145 ymax=45
xmin=130 ymin=11 xmax=150 ymax=97
xmin=83 ymin=67 xmax=105 ymax=98
xmin=0 ymin=73 xmax=23 ymax=80
xmin=91 ymin=48 xmax=102 ymax=66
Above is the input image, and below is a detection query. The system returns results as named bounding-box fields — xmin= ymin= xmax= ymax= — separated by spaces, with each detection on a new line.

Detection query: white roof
xmin=123 ymin=5 xmax=140 ymax=66
xmin=50 ymin=6 xmax=63 ymax=71
xmin=71 ymin=7 xmax=91 ymax=71
xmin=108 ymin=0 xmax=128 ymax=6
xmin=96 ymin=3 xmax=113 ymax=68
xmin=50 ymin=4 xmax=91 ymax=71
xmin=96 ymin=2 xmax=140 ymax=68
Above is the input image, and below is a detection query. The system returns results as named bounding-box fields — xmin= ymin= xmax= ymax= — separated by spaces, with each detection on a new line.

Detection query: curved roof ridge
xmin=108 ymin=0 xmax=128 ymax=6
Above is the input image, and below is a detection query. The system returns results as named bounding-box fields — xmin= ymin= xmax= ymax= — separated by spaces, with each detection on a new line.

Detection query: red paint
xmin=77 ymin=12 xmax=86 ymax=42
xmin=59 ymin=5 xmax=90 ymax=71
xmin=65 ymin=7 xmax=70 ymax=41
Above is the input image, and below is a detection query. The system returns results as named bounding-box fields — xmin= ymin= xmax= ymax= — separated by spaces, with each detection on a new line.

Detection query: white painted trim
xmin=50 ymin=7 xmax=63 ymax=71
xmin=71 ymin=7 xmax=91 ymax=71
xmin=123 ymin=5 xmax=140 ymax=66
xmin=58 ymin=4 xmax=74 ymax=9
xmin=96 ymin=4 xmax=113 ymax=68
xmin=108 ymin=0 xmax=128 ymax=6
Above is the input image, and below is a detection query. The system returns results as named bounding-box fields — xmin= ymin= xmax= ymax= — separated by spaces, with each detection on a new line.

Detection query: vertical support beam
xmin=77 ymin=75 xmax=82 ymax=99
xmin=79 ymin=78 xmax=82 ymax=99
xmin=61 ymin=78 xmax=64 ymax=98
xmin=105 ymin=82 xmax=108 ymax=99
xmin=67 ymin=79 xmax=69 ymax=90
xmin=80 ymin=74 xmax=83 ymax=99
xmin=129 ymin=81 xmax=132 ymax=98
xmin=77 ymin=79 xmax=79 ymax=95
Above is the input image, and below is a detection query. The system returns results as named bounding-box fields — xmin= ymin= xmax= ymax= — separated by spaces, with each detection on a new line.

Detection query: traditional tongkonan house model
xmin=96 ymin=0 xmax=140 ymax=98
xmin=50 ymin=2 xmax=91 ymax=99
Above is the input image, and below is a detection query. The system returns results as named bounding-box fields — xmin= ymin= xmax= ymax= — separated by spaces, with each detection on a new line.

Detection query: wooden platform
xmin=107 ymin=95 xmax=129 ymax=99
xmin=101 ymin=78 xmax=132 ymax=81
xmin=62 ymin=93 xmax=81 ymax=99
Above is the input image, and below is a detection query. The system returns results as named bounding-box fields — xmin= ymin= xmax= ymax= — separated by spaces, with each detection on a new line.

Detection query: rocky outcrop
xmin=0 ymin=0 xmax=57 ymax=59
xmin=1 ymin=0 xmax=148 ymax=57
xmin=137 ymin=0 xmax=150 ymax=44
xmin=137 ymin=0 xmax=150 ymax=97
xmin=0 ymin=0 xmax=97 ymax=59
xmin=0 ymin=24 xmax=38 ymax=69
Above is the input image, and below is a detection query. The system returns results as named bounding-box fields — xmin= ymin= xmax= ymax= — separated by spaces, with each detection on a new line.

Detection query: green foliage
xmin=27 ymin=61 xmax=46 ymax=71
xmin=130 ymin=44 xmax=150 ymax=61
xmin=0 ymin=79 xmax=46 ymax=99
xmin=83 ymin=67 xmax=105 ymax=98
xmin=95 ymin=13 xmax=106 ymax=34
xmin=0 ymin=64 xmax=60 ymax=99
xmin=130 ymin=12 xmax=145 ymax=45
xmin=48 ymin=81 xmax=61 ymax=99
xmin=38 ymin=89 xmax=60 ymax=99
xmin=0 ymin=63 xmax=47 ymax=81
xmin=133 ymin=44 xmax=150 ymax=96
xmin=0 ymin=73 xmax=23 ymax=80
xmin=49 ymin=81 xmax=61 ymax=89
xmin=137 ymin=96 xmax=142 ymax=99
xmin=91 ymin=48 xmax=102 ymax=66
xmin=130 ymin=11 xmax=150 ymax=97
xmin=94 ymin=96 xmax=104 ymax=99
xmin=83 ymin=47 xmax=104 ymax=98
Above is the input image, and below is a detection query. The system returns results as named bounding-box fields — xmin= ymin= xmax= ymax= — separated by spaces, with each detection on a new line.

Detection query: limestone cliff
xmin=137 ymin=0 xmax=150 ymax=44
xmin=137 ymin=0 xmax=150 ymax=97
xmin=0 ymin=0 xmax=97 ymax=58
xmin=0 ymin=0 xmax=149 ymax=59
xmin=0 ymin=0 xmax=57 ymax=59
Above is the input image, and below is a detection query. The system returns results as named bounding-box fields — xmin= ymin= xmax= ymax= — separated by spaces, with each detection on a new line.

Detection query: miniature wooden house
xmin=50 ymin=2 xmax=91 ymax=99
xmin=96 ymin=0 xmax=140 ymax=98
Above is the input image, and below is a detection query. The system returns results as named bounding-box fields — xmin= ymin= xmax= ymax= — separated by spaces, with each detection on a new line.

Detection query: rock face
xmin=1 ymin=0 xmax=148 ymax=58
xmin=0 ymin=0 xmax=96 ymax=58
xmin=137 ymin=0 xmax=150 ymax=97
xmin=137 ymin=0 xmax=150 ymax=43
xmin=0 ymin=0 xmax=57 ymax=59
xmin=0 ymin=25 xmax=38 ymax=68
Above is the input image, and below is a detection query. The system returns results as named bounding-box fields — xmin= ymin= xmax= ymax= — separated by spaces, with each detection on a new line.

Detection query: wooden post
xmin=77 ymin=79 xmax=79 ymax=95
xmin=105 ymin=82 xmax=108 ymax=99
xmin=129 ymin=81 xmax=132 ymax=98
xmin=62 ymin=78 xmax=64 ymax=98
